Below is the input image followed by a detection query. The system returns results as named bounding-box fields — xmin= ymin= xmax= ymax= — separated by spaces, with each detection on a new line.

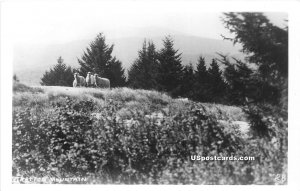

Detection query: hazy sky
xmin=3 ymin=1 xmax=287 ymax=44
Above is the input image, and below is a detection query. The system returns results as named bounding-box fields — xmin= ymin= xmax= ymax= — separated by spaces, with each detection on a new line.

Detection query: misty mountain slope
xmin=13 ymin=34 xmax=244 ymax=85
xmin=111 ymin=35 xmax=243 ymax=66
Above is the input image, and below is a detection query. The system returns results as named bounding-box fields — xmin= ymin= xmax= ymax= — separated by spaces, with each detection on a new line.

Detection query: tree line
xmin=40 ymin=12 xmax=288 ymax=107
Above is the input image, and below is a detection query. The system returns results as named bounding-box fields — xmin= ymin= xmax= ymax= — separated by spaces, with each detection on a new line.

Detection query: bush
xmin=12 ymin=96 xmax=287 ymax=184
xmin=243 ymin=103 xmax=288 ymax=183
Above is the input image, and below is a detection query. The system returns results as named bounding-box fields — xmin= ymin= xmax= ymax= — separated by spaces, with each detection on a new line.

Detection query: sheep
xmin=73 ymin=72 xmax=86 ymax=87
xmin=176 ymin=97 xmax=189 ymax=102
xmin=85 ymin=72 xmax=95 ymax=87
xmin=91 ymin=74 xmax=96 ymax=87
xmin=93 ymin=74 xmax=110 ymax=88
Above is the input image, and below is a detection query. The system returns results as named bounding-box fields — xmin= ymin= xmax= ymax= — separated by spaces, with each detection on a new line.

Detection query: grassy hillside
xmin=13 ymin=83 xmax=246 ymax=122
xmin=12 ymin=83 xmax=286 ymax=184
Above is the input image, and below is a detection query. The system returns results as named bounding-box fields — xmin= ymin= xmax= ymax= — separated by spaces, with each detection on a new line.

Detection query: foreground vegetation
xmin=12 ymin=83 xmax=287 ymax=184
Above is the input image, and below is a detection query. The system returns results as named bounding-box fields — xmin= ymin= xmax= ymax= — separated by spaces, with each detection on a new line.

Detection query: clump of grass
xmin=91 ymin=92 xmax=105 ymax=100
xmin=125 ymin=101 xmax=150 ymax=113
xmin=106 ymin=88 xmax=139 ymax=102
xmin=13 ymin=92 xmax=48 ymax=108
xmin=144 ymin=90 xmax=171 ymax=106
xmin=13 ymin=82 xmax=43 ymax=93
xmin=202 ymin=103 xmax=246 ymax=121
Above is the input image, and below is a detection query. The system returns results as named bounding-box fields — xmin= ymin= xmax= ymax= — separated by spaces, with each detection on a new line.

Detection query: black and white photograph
xmin=1 ymin=0 xmax=300 ymax=190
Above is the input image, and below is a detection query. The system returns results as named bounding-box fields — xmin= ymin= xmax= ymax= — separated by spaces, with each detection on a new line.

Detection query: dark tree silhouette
xmin=222 ymin=12 xmax=288 ymax=82
xmin=179 ymin=63 xmax=195 ymax=98
xmin=207 ymin=59 xmax=228 ymax=103
xmin=222 ymin=12 xmax=288 ymax=105
xmin=78 ymin=33 xmax=127 ymax=87
xmin=40 ymin=56 xmax=74 ymax=86
xmin=128 ymin=40 xmax=159 ymax=89
xmin=193 ymin=56 xmax=210 ymax=102
xmin=157 ymin=36 xmax=183 ymax=96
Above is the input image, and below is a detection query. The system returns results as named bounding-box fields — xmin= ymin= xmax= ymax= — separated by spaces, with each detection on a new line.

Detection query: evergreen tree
xmin=222 ymin=12 xmax=288 ymax=105
xmin=78 ymin=33 xmax=126 ymax=87
xmin=146 ymin=41 xmax=159 ymax=89
xmin=222 ymin=12 xmax=288 ymax=81
xmin=207 ymin=59 xmax=227 ymax=103
xmin=179 ymin=63 xmax=195 ymax=98
xmin=222 ymin=61 xmax=251 ymax=104
xmin=222 ymin=13 xmax=288 ymax=165
xmin=106 ymin=58 xmax=127 ymax=87
xmin=193 ymin=56 xmax=210 ymax=102
xmin=128 ymin=40 xmax=158 ymax=89
xmin=157 ymin=36 xmax=183 ymax=96
xmin=40 ymin=56 xmax=74 ymax=86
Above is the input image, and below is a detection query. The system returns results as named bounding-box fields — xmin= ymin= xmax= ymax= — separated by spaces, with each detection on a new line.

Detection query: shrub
xmin=12 ymin=95 xmax=287 ymax=184
xmin=243 ymin=103 xmax=288 ymax=182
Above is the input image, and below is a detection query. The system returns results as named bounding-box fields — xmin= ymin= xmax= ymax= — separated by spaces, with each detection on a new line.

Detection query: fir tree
xmin=207 ymin=59 xmax=227 ymax=103
xmin=193 ymin=56 xmax=210 ymax=102
xmin=41 ymin=56 xmax=74 ymax=86
xmin=106 ymin=59 xmax=127 ymax=87
xmin=157 ymin=36 xmax=183 ymax=96
xmin=78 ymin=33 xmax=126 ymax=87
xmin=222 ymin=12 xmax=288 ymax=155
xmin=128 ymin=40 xmax=158 ymax=89
xmin=179 ymin=63 xmax=195 ymax=98
xmin=222 ymin=12 xmax=288 ymax=81
xmin=146 ymin=41 xmax=159 ymax=89
xmin=222 ymin=12 xmax=288 ymax=105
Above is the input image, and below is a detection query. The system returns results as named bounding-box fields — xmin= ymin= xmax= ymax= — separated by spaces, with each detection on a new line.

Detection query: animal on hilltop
xmin=85 ymin=72 xmax=95 ymax=87
xmin=94 ymin=74 xmax=110 ymax=88
xmin=73 ymin=72 xmax=86 ymax=87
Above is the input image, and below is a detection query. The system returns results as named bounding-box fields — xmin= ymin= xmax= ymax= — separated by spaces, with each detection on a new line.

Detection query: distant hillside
xmin=13 ymin=33 xmax=244 ymax=85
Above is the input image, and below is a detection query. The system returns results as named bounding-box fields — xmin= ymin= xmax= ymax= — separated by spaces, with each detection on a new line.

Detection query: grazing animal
xmin=176 ymin=97 xmax=189 ymax=102
xmin=91 ymin=74 xmax=96 ymax=87
xmin=85 ymin=72 xmax=95 ymax=87
xmin=94 ymin=74 xmax=110 ymax=88
xmin=73 ymin=73 xmax=86 ymax=87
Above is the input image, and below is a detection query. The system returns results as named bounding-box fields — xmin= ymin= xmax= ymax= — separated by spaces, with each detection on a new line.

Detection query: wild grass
xmin=202 ymin=102 xmax=247 ymax=121
xmin=12 ymin=83 xmax=286 ymax=184
xmin=13 ymin=82 xmax=43 ymax=93
xmin=13 ymin=83 xmax=246 ymax=122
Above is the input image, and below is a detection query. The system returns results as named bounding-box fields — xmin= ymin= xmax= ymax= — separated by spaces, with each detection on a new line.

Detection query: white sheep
xmin=85 ymin=72 xmax=95 ymax=87
xmin=176 ymin=97 xmax=189 ymax=102
xmin=73 ymin=72 xmax=86 ymax=87
xmin=93 ymin=74 xmax=110 ymax=88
